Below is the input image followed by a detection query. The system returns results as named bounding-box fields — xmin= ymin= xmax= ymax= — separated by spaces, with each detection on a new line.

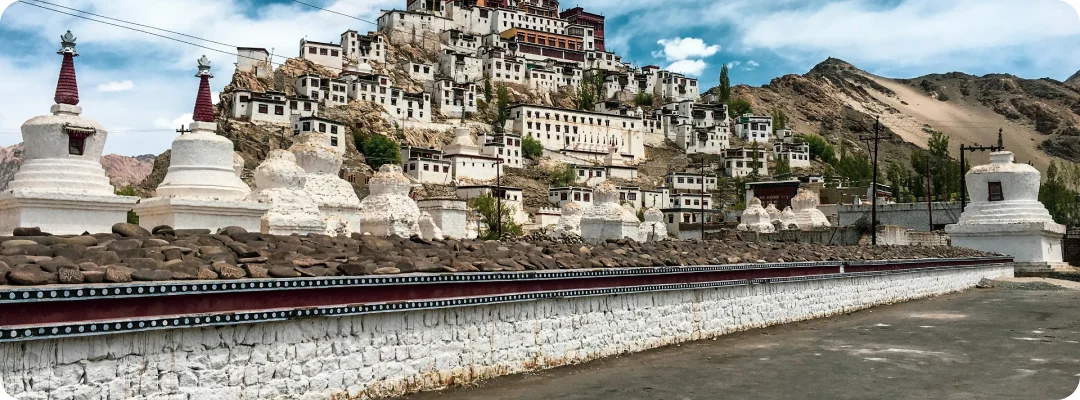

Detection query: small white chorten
xmin=357 ymin=164 xmax=421 ymax=237
xmin=289 ymin=132 xmax=362 ymax=235
xmin=248 ymin=150 xmax=325 ymax=235
xmin=638 ymin=207 xmax=668 ymax=242
xmin=737 ymin=198 xmax=775 ymax=233
xmin=134 ymin=56 xmax=268 ymax=231
xmin=779 ymin=206 xmax=798 ymax=230
xmin=580 ymin=182 xmax=640 ymax=242
xmin=765 ymin=203 xmax=781 ymax=224
xmin=418 ymin=199 xmax=468 ymax=239
xmin=555 ymin=202 xmax=584 ymax=236
xmin=792 ymin=189 xmax=831 ymax=229
xmin=946 ymin=151 xmax=1068 ymax=268
xmin=418 ymin=212 xmax=444 ymax=240
xmin=0 ymin=31 xmax=137 ymax=235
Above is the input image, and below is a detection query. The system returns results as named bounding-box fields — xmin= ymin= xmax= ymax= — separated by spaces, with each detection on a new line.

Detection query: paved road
xmin=400 ymin=287 xmax=1080 ymax=400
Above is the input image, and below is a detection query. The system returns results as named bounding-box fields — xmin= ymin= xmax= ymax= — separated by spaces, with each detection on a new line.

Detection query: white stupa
xmin=764 ymin=203 xmax=781 ymax=224
xmin=357 ymin=164 xmax=421 ymax=237
xmin=946 ymin=151 xmax=1068 ymax=269
xmin=792 ymin=189 xmax=831 ymax=229
xmin=134 ymin=56 xmax=268 ymax=231
xmin=289 ymin=132 xmax=362 ymax=235
xmin=555 ymin=202 xmax=584 ymax=237
xmin=580 ymin=182 xmax=639 ymax=242
xmin=0 ymin=31 xmax=138 ymax=235
xmin=418 ymin=211 xmax=444 ymax=240
xmin=737 ymin=198 xmax=775 ymax=233
xmin=779 ymin=206 xmax=798 ymax=230
xmin=248 ymin=150 xmax=325 ymax=235
xmin=638 ymin=207 xmax=668 ymax=242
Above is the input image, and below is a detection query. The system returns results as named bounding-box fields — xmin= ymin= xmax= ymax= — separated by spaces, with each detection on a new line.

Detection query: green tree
xmin=522 ymin=134 xmax=543 ymax=160
xmin=550 ymin=163 xmax=577 ymax=187
xmin=483 ymin=78 xmax=493 ymax=103
xmin=634 ymin=91 xmax=654 ymax=107
xmin=495 ymin=84 xmax=510 ymax=128
xmin=835 ymin=143 xmax=872 ymax=186
xmin=885 ymin=162 xmax=909 ymax=200
xmin=728 ymin=98 xmax=752 ymax=118
xmin=717 ymin=64 xmax=731 ymax=105
xmin=575 ymin=70 xmax=604 ymax=111
xmin=909 ymin=131 xmax=962 ymax=200
xmin=773 ymin=156 xmax=791 ymax=177
xmin=1040 ymin=161 xmax=1080 ymax=225
xmin=468 ymin=194 xmax=523 ymax=240
xmin=750 ymin=142 xmax=762 ymax=178
xmin=359 ymin=134 xmax=401 ymax=170
xmin=116 ymin=186 xmax=140 ymax=224
xmin=799 ymin=134 xmax=836 ymax=165
xmin=771 ymin=109 xmax=789 ymax=134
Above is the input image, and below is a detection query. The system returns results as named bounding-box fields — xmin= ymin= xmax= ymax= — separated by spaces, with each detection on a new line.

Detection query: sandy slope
xmin=863 ymin=75 xmax=1052 ymax=171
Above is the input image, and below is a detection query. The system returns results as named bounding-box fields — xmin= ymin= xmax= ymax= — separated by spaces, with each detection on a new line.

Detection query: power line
xmin=287 ymin=0 xmax=379 ymax=26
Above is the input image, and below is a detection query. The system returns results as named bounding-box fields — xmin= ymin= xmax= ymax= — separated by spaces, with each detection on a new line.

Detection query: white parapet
xmin=133 ymin=197 xmax=268 ymax=232
xmin=0 ymin=192 xmax=135 ymax=235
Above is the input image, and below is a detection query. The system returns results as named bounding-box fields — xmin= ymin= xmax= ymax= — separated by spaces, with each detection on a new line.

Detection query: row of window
xmin=523 ymin=110 xmax=632 ymax=128
xmin=306 ymin=46 xmax=339 ymax=58
xmin=555 ymin=192 xmax=592 ymax=202
xmin=528 ymin=130 xmax=624 ymax=146
xmin=407 ymin=162 xmax=451 ymax=174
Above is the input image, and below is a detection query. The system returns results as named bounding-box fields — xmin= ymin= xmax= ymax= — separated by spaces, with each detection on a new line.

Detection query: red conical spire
xmin=193 ymin=55 xmax=215 ymax=123
xmin=54 ymin=30 xmax=80 ymax=106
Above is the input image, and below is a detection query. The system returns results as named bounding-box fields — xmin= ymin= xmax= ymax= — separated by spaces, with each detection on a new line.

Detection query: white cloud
xmin=96 ymin=80 xmax=134 ymax=92
xmin=727 ymin=61 xmax=742 ymax=69
xmin=654 ymin=37 xmax=720 ymax=61
xmin=744 ymin=60 xmax=760 ymax=71
xmin=666 ymin=59 xmax=708 ymax=76
xmin=153 ymin=113 xmax=194 ymax=130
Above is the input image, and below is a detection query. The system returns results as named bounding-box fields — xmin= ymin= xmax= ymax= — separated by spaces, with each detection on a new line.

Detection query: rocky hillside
xmin=724 ymin=58 xmax=1080 ymax=171
xmin=0 ymin=144 xmax=154 ymax=191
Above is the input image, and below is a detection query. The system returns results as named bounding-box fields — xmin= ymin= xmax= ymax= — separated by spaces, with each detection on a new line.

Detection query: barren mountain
xmin=0 ymin=144 xmax=153 ymax=191
xmin=724 ymin=58 xmax=1080 ymax=171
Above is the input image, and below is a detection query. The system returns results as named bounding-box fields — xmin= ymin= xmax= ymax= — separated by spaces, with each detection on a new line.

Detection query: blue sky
xmin=0 ymin=0 xmax=1079 ymax=156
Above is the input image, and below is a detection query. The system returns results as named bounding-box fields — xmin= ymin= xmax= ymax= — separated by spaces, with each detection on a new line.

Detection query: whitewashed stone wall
xmin=0 ymin=265 xmax=1012 ymax=400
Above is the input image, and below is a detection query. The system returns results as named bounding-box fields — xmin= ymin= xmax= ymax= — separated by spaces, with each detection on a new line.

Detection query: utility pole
xmin=925 ymin=155 xmax=934 ymax=232
xmin=176 ymin=125 xmax=191 ymax=136
xmin=697 ymin=131 xmax=709 ymax=240
xmin=859 ymin=117 xmax=882 ymax=245
xmin=959 ymin=128 xmax=1005 ymax=211
xmin=496 ymin=159 xmax=503 ymax=239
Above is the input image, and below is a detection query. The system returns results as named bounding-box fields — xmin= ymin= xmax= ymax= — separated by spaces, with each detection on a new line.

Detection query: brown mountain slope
xmin=724 ymin=58 xmax=1079 ymax=171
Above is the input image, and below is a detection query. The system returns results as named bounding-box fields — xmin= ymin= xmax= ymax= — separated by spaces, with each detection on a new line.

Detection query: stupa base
xmin=947 ymin=223 xmax=1064 ymax=263
xmin=0 ymin=191 xmax=138 ymax=235
xmin=134 ymin=197 xmax=270 ymax=233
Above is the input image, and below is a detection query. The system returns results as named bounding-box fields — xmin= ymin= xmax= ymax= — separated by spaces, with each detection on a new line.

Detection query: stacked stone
xmin=0 ymin=227 xmax=999 ymax=286
xmin=737 ymin=198 xmax=775 ymax=233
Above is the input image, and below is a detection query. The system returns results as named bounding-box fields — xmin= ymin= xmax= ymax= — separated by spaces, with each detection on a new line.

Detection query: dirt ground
xmin=399 ymin=285 xmax=1080 ymax=400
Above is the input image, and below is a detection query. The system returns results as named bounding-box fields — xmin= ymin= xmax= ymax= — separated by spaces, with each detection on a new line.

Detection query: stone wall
xmin=0 ymin=264 xmax=1012 ymax=400
xmin=837 ymin=202 xmax=961 ymax=232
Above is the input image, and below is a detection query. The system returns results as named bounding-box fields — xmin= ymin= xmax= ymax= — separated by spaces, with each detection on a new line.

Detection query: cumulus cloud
xmin=153 ymin=113 xmax=194 ymax=130
xmin=744 ymin=60 xmax=760 ymax=71
xmin=96 ymin=80 xmax=134 ymax=92
xmin=653 ymin=37 xmax=720 ymax=61
xmin=666 ymin=59 xmax=708 ymax=76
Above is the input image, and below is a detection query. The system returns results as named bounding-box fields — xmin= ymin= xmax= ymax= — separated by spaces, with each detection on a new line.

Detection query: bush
xmin=522 ymin=134 xmax=543 ymax=160
xmin=468 ymin=194 xmax=523 ymax=240
xmin=359 ymin=134 xmax=401 ymax=170
xmin=728 ymin=98 xmax=752 ymax=117
xmin=634 ymin=92 xmax=654 ymax=107
xmin=550 ymin=163 xmax=577 ymax=187
xmin=799 ymin=134 xmax=836 ymax=165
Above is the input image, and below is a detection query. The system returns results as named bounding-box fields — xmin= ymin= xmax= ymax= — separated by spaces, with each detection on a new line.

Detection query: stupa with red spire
xmin=134 ymin=56 xmax=268 ymax=232
xmin=0 ymin=30 xmax=137 ymax=235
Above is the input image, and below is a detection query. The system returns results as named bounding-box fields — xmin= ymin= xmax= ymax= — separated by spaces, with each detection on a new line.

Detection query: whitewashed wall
xmin=0 ymin=265 xmax=1012 ymax=400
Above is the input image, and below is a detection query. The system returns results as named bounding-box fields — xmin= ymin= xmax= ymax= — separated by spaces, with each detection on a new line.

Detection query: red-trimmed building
xmin=561 ymin=7 xmax=605 ymax=51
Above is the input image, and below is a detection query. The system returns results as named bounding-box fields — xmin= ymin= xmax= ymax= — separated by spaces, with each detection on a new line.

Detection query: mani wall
xmin=0 ymin=258 xmax=1012 ymax=399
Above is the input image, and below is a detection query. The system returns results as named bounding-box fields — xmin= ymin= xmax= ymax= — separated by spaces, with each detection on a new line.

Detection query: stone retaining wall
xmin=0 ymin=264 xmax=1012 ymax=400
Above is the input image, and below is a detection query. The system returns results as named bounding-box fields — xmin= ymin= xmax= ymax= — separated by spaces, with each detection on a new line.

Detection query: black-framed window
xmin=988 ymin=182 xmax=1004 ymax=202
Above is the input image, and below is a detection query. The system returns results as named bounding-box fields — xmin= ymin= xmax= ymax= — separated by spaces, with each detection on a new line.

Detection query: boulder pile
xmin=0 ymin=223 xmax=1000 ymax=286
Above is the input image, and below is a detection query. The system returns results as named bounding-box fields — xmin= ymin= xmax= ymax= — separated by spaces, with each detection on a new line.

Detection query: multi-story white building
xmin=722 ymin=147 xmax=769 ymax=177
xmin=377 ymin=9 xmax=455 ymax=45
xmin=548 ymin=186 xmax=593 ymax=208
xmin=481 ymin=48 xmax=526 ymax=84
xmin=774 ymin=140 xmax=811 ymax=169
xmin=342 ymin=71 xmax=431 ymax=123
xmin=506 ymin=104 xmax=645 ymax=164
xmin=444 ymin=127 xmax=501 ymax=181
xmin=292 ymin=116 xmax=348 ymax=154
xmin=480 ymin=132 xmax=523 ymax=168
xmin=572 ymin=164 xmax=606 ymax=187
xmin=662 ymin=192 xmax=718 ymax=233
xmin=235 ymin=47 xmax=273 ymax=79
xmin=294 ymin=74 xmax=349 ymax=107
xmin=440 ymin=50 xmax=483 ymax=82
xmin=401 ymin=145 xmax=452 ymax=184
xmin=665 ymin=172 xmax=718 ymax=193
xmin=340 ymin=30 xmax=385 ymax=67
xmin=641 ymin=188 xmax=668 ymax=210
xmin=231 ymin=90 xmax=296 ymax=125
xmin=404 ymin=61 xmax=435 ymax=83
xmin=441 ymin=29 xmax=481 ymax=52
xmin=734 ymin=114 xmax=773 ymax=143
xmin=429 ymin=78 xmax=478 ymax=119
xmin=299 ymin=39 xmax=342 ymax=71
